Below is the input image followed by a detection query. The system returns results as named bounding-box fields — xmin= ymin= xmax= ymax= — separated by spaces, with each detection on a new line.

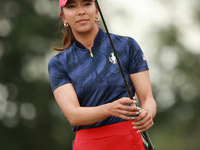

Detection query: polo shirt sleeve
xmin=48 ymin=55 xmax=71 ymax=92
xmin=128 ymin=37 xmax=149 ymax=74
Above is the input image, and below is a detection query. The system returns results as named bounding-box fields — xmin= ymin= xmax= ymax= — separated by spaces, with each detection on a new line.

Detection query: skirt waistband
xmin=75 ymin=120 xmax=137 ymax=140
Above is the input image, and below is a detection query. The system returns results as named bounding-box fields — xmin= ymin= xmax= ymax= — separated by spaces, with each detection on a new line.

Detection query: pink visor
xmin=59 ymin=0 xmax=68 ymax=11
xmin=59 ymin=0 xmax=96 ymax=11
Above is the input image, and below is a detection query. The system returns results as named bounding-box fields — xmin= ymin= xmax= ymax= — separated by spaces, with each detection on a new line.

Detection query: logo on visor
xmin=109 ymin=53 xmax=117 ymax=64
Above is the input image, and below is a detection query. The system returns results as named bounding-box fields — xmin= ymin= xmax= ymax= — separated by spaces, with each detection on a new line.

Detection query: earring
xmin=64 ymin=23 xmax=69 ymax=27
xmin=95 ymin=17 xmax=99 ymax=22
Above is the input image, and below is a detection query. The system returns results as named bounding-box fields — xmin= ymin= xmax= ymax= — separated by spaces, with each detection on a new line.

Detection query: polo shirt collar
xmin=74 ymin=28 xmax=104 ymax=49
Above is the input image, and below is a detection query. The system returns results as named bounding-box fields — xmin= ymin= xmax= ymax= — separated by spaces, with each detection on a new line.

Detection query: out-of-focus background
xmin=0 ymin=0 xmax=199 ymax=149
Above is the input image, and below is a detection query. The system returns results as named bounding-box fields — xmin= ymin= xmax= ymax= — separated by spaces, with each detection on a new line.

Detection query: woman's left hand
xmin=131 ymin=108 xmax=154 ymax=133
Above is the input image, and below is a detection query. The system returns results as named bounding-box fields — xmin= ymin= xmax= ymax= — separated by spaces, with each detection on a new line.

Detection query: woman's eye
xmin=84 ymin=2 xmax=91 ymax=6
xmin=67 ymin=5 xmax=75 ymax=8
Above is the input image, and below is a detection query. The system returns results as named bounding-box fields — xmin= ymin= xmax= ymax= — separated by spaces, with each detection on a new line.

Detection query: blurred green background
xmin=0 ymin=0 xmax=199 ymax=149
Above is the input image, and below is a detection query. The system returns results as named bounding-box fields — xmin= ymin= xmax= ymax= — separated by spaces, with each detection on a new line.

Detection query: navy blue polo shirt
xmin=48 ymin=28 xmax=149 ymax=131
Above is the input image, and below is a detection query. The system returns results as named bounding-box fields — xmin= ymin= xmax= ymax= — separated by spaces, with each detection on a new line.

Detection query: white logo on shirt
xmin=142 ymin=54 xmax=146 ymax=61
xmin=109 ymin=53 xmax=117 ymax=64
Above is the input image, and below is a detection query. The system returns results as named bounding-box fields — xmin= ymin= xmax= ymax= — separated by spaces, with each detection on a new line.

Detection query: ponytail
xmin=53 ymin=10 xmax=75 ymax=51
xmin=53 ymin=25 xmax=75 ymax=51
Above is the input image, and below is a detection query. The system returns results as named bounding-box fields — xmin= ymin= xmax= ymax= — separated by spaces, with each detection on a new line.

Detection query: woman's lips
xmin=76 ymin=19 xmax=89 ymax=24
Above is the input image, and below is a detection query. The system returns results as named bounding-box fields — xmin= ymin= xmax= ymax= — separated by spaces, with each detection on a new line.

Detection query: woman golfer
xmin=48 ymin=0 xmax=157 ymax=149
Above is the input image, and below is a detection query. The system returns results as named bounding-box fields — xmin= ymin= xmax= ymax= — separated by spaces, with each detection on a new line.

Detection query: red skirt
xmin=73 ymin=121 xmax=146 ymax=150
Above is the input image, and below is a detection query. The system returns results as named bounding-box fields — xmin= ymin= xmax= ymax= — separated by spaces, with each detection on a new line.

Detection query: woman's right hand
xmin=54 ymin=84 xmax=141 ymax=126
xmin=106 ymin=97 xmax=141 ymax=120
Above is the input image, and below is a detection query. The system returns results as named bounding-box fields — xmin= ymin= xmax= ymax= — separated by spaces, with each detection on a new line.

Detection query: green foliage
xmin=0 ymin=0 xmax=74 ymax=149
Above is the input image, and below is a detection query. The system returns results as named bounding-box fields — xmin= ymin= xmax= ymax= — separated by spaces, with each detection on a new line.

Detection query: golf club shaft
xmin=95 ymin=0 xmax=134 ymax=101
xmin=95 ymin=1 xmax=154 ymax=149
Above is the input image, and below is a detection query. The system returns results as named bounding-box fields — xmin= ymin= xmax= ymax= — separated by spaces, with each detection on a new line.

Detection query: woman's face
xmin=61 ymin=0 xmax=98 ymax=34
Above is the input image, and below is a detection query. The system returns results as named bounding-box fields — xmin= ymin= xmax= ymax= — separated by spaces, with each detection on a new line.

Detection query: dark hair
xmin=52 ymin=10 xmax=75 ymax=51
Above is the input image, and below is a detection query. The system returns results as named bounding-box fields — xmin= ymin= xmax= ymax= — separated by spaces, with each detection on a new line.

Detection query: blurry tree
xmin=150 ymin=24 xmax=200 ymax=149
xmin=0 ymin=0 xmax=199 ymax=150
xmin=0 ymin=0 xmax=75 ymax=149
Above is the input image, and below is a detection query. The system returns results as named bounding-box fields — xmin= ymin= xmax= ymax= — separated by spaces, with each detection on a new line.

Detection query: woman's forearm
xmin=65 ymin=103 xmax=110 ymax=126
xmin=62 ymin=97 xmax=139 ymax=127
xmin=54 ymin=84 xmax=139 ymax=127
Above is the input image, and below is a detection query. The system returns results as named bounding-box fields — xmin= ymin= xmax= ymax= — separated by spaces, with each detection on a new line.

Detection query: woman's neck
xmin=72 ymin=26 xmax=99 ymax=52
